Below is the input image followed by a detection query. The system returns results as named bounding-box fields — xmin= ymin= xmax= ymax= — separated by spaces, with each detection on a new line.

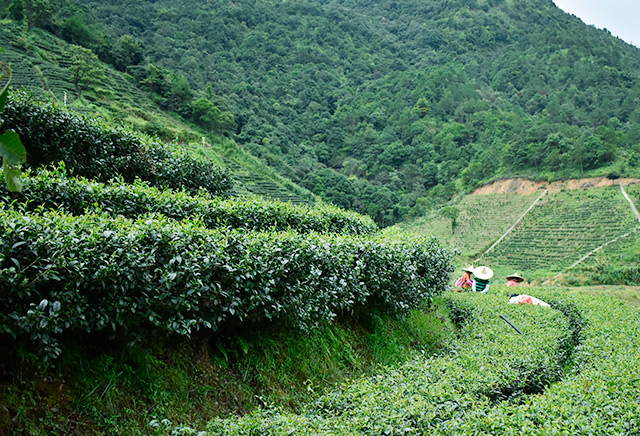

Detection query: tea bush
xmin=0 ymin=91 xmax=233 ymax=197
xmin=1 ymin=166 xmax=378 ymax=235
xmin=163 ymin=291 xmax=640 ymax=435
xmin=0 ymin=206 xmax=452 ymax=360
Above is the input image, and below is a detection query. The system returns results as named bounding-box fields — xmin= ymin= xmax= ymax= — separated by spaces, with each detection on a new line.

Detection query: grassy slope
xmin=399 ymin=185 xmax=640 ymax=284
xmin=0 ymin=21 xmax=317 ymax=205
xmin=0 ymin=302 xmax=457 ymax=435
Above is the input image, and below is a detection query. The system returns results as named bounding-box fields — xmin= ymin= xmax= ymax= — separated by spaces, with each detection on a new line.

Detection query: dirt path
xmin=620 ymin=184 xmax=640 ymax=223
xmin=476 ymin=189 xmax=547 ymax=262
xmin=473 ymin=177 xmax=640 ymax=195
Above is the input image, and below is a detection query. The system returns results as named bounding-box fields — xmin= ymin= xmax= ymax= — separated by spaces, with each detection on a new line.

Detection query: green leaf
xmin=0 ymin=61 xmax=10 ymax=109
xmin=3 ymin=159 xmax=23 ymax=192
xmin=0 ymin=131 xmax=26 ymax=165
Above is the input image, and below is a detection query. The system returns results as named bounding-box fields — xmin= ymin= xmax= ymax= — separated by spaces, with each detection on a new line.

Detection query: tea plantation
xmin=397 ymin=193 xmax=541 ymax=257
xmin=155 ymin=290 xmax=640 ymax=435
xmin=483 ymin=187 xmax=639 ymax=279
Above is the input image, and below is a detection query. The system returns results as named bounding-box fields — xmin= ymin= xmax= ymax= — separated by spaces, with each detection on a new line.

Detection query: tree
xmin=164 ymin=72 xmax=193 ymax=115
xmin=69 ymin=45 xmax=103 ymax=99
xmin=441 ymin=206 xmax=460 ymax=234
xmin=8 ymin=0 xmax=53 ymax=29
xmin=113 ymin=34 xmax=144 ymax=72
xmin=192 ymin=97 xmax=236 ymax=134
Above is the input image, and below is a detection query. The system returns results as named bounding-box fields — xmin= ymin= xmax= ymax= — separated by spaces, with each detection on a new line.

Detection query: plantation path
xmin=620 ymin=184 xmax=640 ymax=222
xmin=542 ymin=184 xmax=640 ymax=284
xmin=475 ymin=189 xmax=547 ymax=261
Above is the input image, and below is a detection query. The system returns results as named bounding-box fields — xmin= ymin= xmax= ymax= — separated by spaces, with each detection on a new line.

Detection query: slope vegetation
xmin=62 ymin=0 xmax=640 ymax=225
xmin=401 ymin=181 xmax=640 ymax=282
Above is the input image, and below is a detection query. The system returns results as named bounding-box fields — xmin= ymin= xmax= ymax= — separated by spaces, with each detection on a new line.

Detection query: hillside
xmin=0 ymin=20 xmax=317 ymax=205
xmin=43 ymin=0 xmax=640 ymax=225
xmin=400 ymin=177 xmax=640 ymax=283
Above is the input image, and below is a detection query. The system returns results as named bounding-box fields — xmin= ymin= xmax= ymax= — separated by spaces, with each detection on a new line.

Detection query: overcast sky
xmin=552 ymin=0 xmax=640 ymax=47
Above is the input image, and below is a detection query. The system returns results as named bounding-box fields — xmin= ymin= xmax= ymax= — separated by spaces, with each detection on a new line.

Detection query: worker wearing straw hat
xmin=506 ymin=273 xmax=524 ymax=287
xmin=472 ymin=266 xmax=493 ymax=293
xmin=455 ymin=265 xmax=474 ymax=290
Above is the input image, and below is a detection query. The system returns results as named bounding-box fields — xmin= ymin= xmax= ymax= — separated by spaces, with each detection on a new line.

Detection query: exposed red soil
xmin=473 ymin=177 xmax=640 ymax=195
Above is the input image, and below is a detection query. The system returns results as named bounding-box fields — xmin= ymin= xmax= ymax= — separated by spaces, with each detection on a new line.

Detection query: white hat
xmin=462 ymin=265 xmax=474 ymax=273
xmin=474 ymin=266 xmax=494 ymax=280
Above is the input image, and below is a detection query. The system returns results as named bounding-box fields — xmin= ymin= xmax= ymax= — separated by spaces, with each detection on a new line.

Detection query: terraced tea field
xmin=398 ymin=192 xmax=541 ymax=257
xmin=482 ymin=187 xmax=639 ymax=279
xmin=401 ymin=182 xmax=640 ymax=283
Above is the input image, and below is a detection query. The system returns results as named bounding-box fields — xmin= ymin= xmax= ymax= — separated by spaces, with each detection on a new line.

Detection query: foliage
xmin=0 ymin=205 xmax=454 ymax=360
xmin=156 ymin=290 xmax=640 ymax=435
xmin=34 ymin=0 xmax=640 ymax=225
xmin=0 ymin=61 xmax=26 ymax=192
xmin=69 ymin=44 xmax=104 ymax=99
xmin=0 ymin=302 xmax=457 ymax=435
xmin=0 ymin=91 xmax=234 ymax=197
xmin=1 ymin=165 xmax=378 ymax=235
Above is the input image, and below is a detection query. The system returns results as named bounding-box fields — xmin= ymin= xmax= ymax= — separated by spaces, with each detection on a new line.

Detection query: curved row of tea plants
xmin=163 ymin=291 xmax=640 ymax=435
xmin=0 ymin=205 xmax=452 ymax=360
xmin=1 ymin=166 xmax=377 ymax=235
xmin=0 ymin=91 xmax=233 ymax=197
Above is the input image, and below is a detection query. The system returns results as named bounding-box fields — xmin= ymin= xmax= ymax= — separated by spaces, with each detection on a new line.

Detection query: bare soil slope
xmin=473 ymin=177 xmax=640 ymax=195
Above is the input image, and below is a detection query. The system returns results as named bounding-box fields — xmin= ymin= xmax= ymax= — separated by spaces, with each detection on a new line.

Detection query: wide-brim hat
xmin=506 ymin=273 xmax=524 ymax=283
xmin=474 ymin=266 xmax=494 ymax=280
xmin=461 ymin=265 xmax=474 ymax=273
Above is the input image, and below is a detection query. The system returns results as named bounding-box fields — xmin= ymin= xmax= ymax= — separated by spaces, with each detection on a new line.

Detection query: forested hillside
xmin=54 ymin=0 xmax=640 ymax=225
xmin=3 ymin=0 xmax=640 ymax=225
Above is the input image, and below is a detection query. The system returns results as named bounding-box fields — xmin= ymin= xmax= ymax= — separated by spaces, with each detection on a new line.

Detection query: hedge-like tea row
xmin=1 ymin=167 xmax=378 ymax=235
xmin=163 ymin=291 xmax=640 ymax=435
xmin=161 ymin=293 xmax=574 ymax=435
xmin=0 ymin=206 xmax=452 ymax=359
xmin=0 ymin=91 xmax=233 ymax=197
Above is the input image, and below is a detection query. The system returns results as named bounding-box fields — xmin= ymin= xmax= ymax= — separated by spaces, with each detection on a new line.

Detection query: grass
xmin=397 ymin=193 xmax=540 ymax=258
xmin=0 ymin=301 xmax=457 ymax=435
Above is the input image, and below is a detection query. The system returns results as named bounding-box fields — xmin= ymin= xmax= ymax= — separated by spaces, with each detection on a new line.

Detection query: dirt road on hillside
xmin=473 ymin=177 xmax=640 ymax=195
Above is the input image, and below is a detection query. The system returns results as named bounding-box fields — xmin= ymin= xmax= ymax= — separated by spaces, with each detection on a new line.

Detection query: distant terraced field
xmin=401 ymin=180 xmax=640 ymax=283
xmin=397 ymin=192 xmax=541 ymax=256
xmin=483 ymin=187 xmax=639 ymax=279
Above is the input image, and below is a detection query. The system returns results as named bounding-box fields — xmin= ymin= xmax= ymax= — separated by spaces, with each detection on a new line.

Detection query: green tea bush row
xmin=0 ymin=91 xmax=233 ymax=197
xmin=163 ymin=293 xmax=577 ymax=435
xmin=173 ymin=291 xmax=640 ymax=436
xmin=2 ymin=166 xmax=378 ymax=235
xmin=0 ymin=206 xmax=452 ymax=359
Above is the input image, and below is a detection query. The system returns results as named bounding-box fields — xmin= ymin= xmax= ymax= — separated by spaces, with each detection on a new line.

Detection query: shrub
xmin=160 ymin=291 xmax=640 ymax=435
xmin=0 ymin=206 xmax=453 ymax=360
xmin=1 ymin=166 xmax=378 ymax=235
xmin=0 ymin=90 xmax=233 ymax=197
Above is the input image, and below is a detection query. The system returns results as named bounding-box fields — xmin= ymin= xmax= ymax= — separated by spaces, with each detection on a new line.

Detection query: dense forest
xmin=3 ymin=0 xmax=640 ymax=225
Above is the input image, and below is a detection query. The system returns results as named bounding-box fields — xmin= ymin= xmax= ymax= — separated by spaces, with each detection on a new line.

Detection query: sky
xmin=552 ymin=0 xmax=640 ymax=47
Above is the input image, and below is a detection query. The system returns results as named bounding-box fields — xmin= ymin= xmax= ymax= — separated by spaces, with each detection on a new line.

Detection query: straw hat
xmin=506 ymin=273 xmax=524 ymax=283
xmin=461 ymin=265 xmax=475 ymax=273
xmin=474 ymin=266 xmax=494 ymax=280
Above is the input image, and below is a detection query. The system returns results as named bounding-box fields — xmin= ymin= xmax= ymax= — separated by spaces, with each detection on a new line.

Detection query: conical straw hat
xmin=474 ymin=266 xmax=494 ymax=280
xmin=506 ymin=273 xmax=524 ymax=283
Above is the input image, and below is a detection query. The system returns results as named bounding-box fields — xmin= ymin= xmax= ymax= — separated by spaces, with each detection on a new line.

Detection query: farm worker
xmin=508 ymin=294 xmax=550 ymax=307
xmin=506 ymin=273 xmax=524 ymax=287
xmin=455 ymin=265 xmax=474 ymax=290
xmin=472 ymin=266 xmax=493 ymax=293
